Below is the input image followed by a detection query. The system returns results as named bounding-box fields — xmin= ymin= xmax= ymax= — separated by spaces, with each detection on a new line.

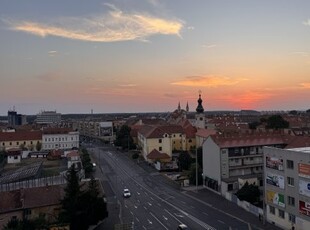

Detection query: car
xmin=177 ymin=224 xmax=188 ymax=230
xmin=123 ymin=188 xmax=131 ymax=198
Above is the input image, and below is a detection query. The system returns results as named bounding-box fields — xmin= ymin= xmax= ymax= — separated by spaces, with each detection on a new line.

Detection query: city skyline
xmin=1 ymin=0 xmax=310 ymax=115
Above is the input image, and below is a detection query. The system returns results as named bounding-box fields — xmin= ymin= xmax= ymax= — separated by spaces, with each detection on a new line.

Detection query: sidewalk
xmin=182 ymin=186 xmax=282 ymax=230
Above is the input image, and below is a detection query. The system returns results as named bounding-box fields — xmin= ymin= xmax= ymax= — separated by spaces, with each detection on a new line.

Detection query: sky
xmin=1 ymin=0 xmax=310 ymax=115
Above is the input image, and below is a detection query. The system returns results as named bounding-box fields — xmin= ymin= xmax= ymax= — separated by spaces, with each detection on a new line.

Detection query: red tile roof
xmin=0 ymin=130 xmax=42 ymax=142
xmin=196 ymin=128 xmax=217 ymax=138
xmin=147 ymin=149 xmax=170 ymax=159
xmin=67 ymin=151 xmax=79 ymax=158
xmin=139 ymin=125 xmax=184 ymax=138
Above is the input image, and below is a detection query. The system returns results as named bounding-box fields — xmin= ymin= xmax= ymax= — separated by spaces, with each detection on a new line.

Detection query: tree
xmin=289 ymin=110 xmax=298 ymax=115
xmin=114 ymin=125 xmax=135 ymax=150
xmin=178 ymin=152 xmax=192 ymax=171
xmin=235 ymin=182 xmax=260 ymax=204
xmin=248 ymin=121 xmax=261 ymax=130
xmin=266 ymin=115 xmax=289 ymax=129
xmin=36 ymin=142 xmax=42 ymax=151
xmin=188 ymin=163 xmax=203 ymax=185
xmin=59 ymin=165 xmax=82 ymax=229
xmin=59 ymin=168 xmax=108 ymax=230
xmin=80 ymin=148 xmax=93 ymax=176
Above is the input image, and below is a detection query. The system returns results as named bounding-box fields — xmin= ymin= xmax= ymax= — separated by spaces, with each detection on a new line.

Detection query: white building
xmin=42 ymin=128 xmax=79 ymax=150
xmin=264 ymin=146 xmax=310 ymax=230
xmin=202 ymin=133 xmax=286 ymax=196
xmin=36 ymin=111 xmax=61 ymax=124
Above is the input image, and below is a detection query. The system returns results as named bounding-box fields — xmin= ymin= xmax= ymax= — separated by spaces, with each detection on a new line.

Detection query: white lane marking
xmin=181 ymin=201 xmax=186 ymax=204
xmin=163 ymin=215 xmax=168 ymax=221
xmin=136 ymin=217 xmax=140 ymax=222
xmin=125 ymin=205 xmax=128 ymax=208
xmin=150 ymin=212 xmax=169 ymax=230
xmin=137 ymin=192 xmax=140 ymax=195
xmin=134 ymin=205 xmax=138 ymax=209
xmin=150 ymin=197 xmax=154 ymax=200
xmin=147 ymin=219 xmax=152 ymax=224
xmin=217 ymin=220 xmax=225 ymax=224
xmin=148 ymin=202 xmax=152 ymax=206
xmin=164 ymin=209 xmax=182 ymax=224
xmin=203 ymin=212 xmax=209 ymax=216
xmin=143 ymin=226 xmax=146 ymax=230
xmin=144 ymin=206 xmax=147 ymax=210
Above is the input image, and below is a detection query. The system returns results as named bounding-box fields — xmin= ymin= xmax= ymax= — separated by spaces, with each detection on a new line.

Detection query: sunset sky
xmin=1 ymin=0 xmax=310 ymax=115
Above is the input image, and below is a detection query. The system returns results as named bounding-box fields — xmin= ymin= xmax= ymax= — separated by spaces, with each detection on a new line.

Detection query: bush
xmin=132 ymin=153 xmax=139 ymax=159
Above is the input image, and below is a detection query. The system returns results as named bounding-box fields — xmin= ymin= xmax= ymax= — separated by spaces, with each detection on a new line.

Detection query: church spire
xmin=178 ymin=102 xmax=181 ymax=112
xmin=196 ymin=91 xmax=204 ymax=113
xmin=186 ymin=101 xmax=189 ymax=112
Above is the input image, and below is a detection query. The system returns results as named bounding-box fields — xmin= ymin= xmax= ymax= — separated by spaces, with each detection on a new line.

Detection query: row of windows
xmin=44 ymin=143 xmax=77 ymax=149
xmin=1 ymin=141 xmax=39 ymax=146
xmin=44 ymin=136 xmax=78 ymax=142
xmin=269 ymin=206 xmax=295 ymax=223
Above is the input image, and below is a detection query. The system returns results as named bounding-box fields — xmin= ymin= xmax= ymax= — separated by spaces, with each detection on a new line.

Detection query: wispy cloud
xmin=202 ymin=44 xmax=217 ymax=49
xmin=119 ymin=84 xmax=137 ymax=87
xmin=36 ymin=72 xmax=61 ymax=82
xmin=303 ymin=19 xmax=310 ymax=26
xmin=291 ymin=51 xmax=309 ymax=57
xmin=171 ymin=75 xmax=247 ymax=87
xmin=187 ymin=26 xmax=194 ymax=30
xmin=300 ymin=82 xmax=310 ymax=89
xmin=5 ymin=5 xmax=183 ymax=42
xmin=48 ymin=50 xmax=57 ymax=56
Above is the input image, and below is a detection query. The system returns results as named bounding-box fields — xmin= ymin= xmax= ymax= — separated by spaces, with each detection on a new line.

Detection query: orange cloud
xmin=171 ymin=75 xmax=247 ymax=87
xmin=300 ymin=82 xmax=310 ymax=89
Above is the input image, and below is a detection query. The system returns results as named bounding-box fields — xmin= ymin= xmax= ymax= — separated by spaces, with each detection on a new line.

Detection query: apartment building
xmin=202 ymin=133 xmax=287 ymax=196
xmin=42 ymin=128 xmax=79 ymax=150
xmin=36 ymin=111 xmax=61 ymax=124
xmin=264 ymin=146 xmax=310 ymax=230
xmin=138 ymin=125 xmax=185 ymax=162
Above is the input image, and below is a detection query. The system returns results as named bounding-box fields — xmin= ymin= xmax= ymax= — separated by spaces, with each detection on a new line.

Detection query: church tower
xmin=195 ymin=91 xmax=205 ymax=129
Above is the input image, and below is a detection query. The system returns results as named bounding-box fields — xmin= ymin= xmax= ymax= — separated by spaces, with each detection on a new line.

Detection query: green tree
xmin=59 ymin=165 xmax=82 ymax=229
xmin=248 ymin=121 xmax=261 ymax=130
xmin=235 ymin=182 xmax=260 ymax=204
xmin=36 ymin=142 xmax=42 ymax=151
xmin=178 ymin=152 xmax=192 ymax=171
xmin=80 ymin=148 xmax=93 ymax=176
xmin=3 ymin=218 xmax=35 ymax=230
xmin=114 ymin=125 xmax=135 ymax=150
xmin=266 ymin=115 xmax=289 ymax=129
xmin=289 ymin=110 xmax=298 ymax=115
xmin=189 ymin=163 xmax=203 ymax=185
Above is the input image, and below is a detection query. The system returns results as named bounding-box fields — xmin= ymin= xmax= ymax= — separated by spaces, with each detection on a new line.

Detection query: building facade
xmin=42 ymin=128 xmax=79 ymax=150
xmin=202 ymin=134 xmax=286 ymax=196
xmin=36 ymin=111 xmax=61 ymax=124
xmin=0 ymin=130 xmax=42 ymax=151
xmin=264 ymin=146 xmax=310 ymax=230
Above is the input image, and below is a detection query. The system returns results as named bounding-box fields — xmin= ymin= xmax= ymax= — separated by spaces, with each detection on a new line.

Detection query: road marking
xmin=136 ymin=217 xmax=140 ymax=222
xmin=130 ymin=211 xmax=133 ymax=215
xmin=150 ymin=212 xmax=168 ymax=230
xmin=203 ymin=212 xmax=209 ymax=216
xmin=217 ymin=220 xmax=225 ymax=224
xmin=150 ymin=197 xmax=154 ymax=200
xmin=125 ymin=205 xmax=128 ymax=208
xmin=163 ymin=215 xmax=168 ymax=221
xmin=181 ymin=201 xmax=186 ymax=204
xmin=137 ymin=192 xmax=140 ymax=195
xmin=148 ymin=202 xmax=152 ymax=206
xmin=143 ymin=226 xmax=146 ymax=230
xmin=147 ymin=219 xmax=152 ymax=224
xmin=190 ymin=205 xmax=195 ymax=208
xmin=134 ymin=205 xmax=138 ymax=209
xmin=164 ymin=209 xmax=182 ymax=223
xmin=144 ymin=206 xmax=147 ymax=210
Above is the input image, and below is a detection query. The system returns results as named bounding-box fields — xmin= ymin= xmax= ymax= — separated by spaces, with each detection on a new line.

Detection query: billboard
xmin=266 ymin=190 xmax=285 ymax=207
xmin=299 ymin=179 xmax=310 ymax=197
xmin=299 ymin=163 xmax=310 ymax=179
xmin=299 ymin=200 xmax=310 ymax=217
xmin=266 ymin=172 xmax=284 ymax=189
xmin=266 ymin=156 xmax=284 ymax=171
xmin=99 ymin=122 xmax=113 ymax=137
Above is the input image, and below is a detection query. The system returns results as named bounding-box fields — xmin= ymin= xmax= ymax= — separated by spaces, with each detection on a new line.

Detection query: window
xmin=287 ymin=177 xmax=294 ymax=186
xmin=269 ymin=206 xmax=275 ymax=214
xmin=9 ymin=142 xmax=12 ymax=146
xmin=159 ymin=139 xmax=162 ymax=143
xmin=159 ymin=147 xmax=162 ymax=151
xmin=289 ymin=214 xmax=296 ymax=223
xmin=16 ymin=142 xmax=19 ymax=145
xmin=278 ymin=209 xmax=285 ymax=219
xmin=287 ymin=160 xmax=294 ymax=169
xmin=30 ymin=141 xmax=33 ymax=144
xmin=189 ymin=139 xmax=192 ymax=143
xmin=2 ymin=143 xmax=4 ymax=146
xmin=288 ymin=196 xmax=295 ymax=206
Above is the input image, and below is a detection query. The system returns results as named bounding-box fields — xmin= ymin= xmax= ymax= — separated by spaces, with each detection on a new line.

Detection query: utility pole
xmin=196 ymin=147 xmax=198 ymax=192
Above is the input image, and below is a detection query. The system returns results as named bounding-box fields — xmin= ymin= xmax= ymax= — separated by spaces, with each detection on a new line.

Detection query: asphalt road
xmin=86 ymin=144 xmax=280 ymax=230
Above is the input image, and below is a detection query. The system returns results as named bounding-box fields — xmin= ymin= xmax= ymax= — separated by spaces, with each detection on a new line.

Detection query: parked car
xmin=123 ymin=188 xmax=131 ymax=198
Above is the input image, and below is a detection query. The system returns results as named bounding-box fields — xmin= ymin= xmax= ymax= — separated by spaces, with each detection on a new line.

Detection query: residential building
xmin=77 ymin=120 xmax=114 ymax=142
xmin=0 ymin=130 xmax=42 ymax=151
xmin=36 ymin=111 xmax=61 ymax=124
xmin=138 ymin=125 xmax=185 ymax=163
xmin=8 ymin=110 xmax=27 ymax=127
xmin=6 ymin=148 xmax=22 ymax=164
xmin=263 ymin=146 xmax=310 ymax=230
xmin=202 ymin=133 xmax=287 ymax=196
xmin=42 ymin=128 xmax=79 ymax=150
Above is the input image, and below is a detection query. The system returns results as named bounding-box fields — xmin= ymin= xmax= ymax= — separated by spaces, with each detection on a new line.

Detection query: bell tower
xmin=195 ymin=90 xmax=205 ymax=129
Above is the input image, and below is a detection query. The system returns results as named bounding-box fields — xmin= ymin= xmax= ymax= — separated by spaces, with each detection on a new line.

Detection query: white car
xmin=123 ymin=188 xmax=131 ymax=198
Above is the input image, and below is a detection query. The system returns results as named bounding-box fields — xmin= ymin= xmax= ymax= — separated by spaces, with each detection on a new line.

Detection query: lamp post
xmin=196 ymin=147 xmax=198 ymax=192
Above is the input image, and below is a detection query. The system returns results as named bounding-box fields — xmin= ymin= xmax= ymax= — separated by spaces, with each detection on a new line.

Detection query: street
xmin=87 ymin=144 xmax=280 ymax=230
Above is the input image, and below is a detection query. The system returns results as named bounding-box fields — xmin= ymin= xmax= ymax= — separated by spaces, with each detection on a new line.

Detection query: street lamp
xmin=196 ymin=147 xmax=198 ymax=192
